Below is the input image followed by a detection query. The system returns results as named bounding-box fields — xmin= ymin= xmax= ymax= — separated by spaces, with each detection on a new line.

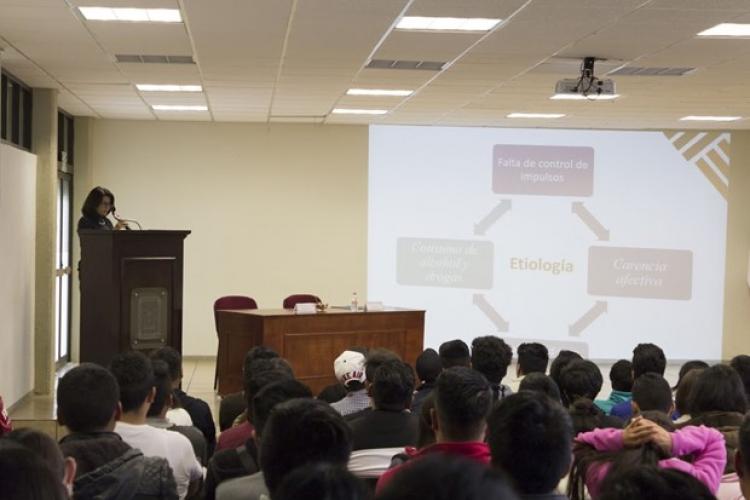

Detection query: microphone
xmin=112 ymin=208 xmax=143 ymax=230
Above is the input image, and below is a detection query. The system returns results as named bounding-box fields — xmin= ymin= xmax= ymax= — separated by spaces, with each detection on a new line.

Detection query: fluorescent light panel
xmin=550 ymin=93 xmax=620 ymax=101
xmin=152 ymin=105 xmax=207 ymax=111
xmin=697 ymin=23 xmax=750 ymax=38
xmin=137 ymin=84 xmax=202 ymax=92
xmin=346 ymin=88 xmax=413 ymax=97
xmin=332 ymin=108 xmax=388 ymax=115
xmin=79 ymin=7 xmax=182 ymax=22
xmin=507 ymin=113 xmax=566 ymax=119
xmin=679 ymin=115 xmax=742 ymax=122
xmin=396 ymin=16 xmax=501 ymax=32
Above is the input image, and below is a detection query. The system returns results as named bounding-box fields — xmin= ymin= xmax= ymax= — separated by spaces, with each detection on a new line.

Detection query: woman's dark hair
xmin=0 ymin=442 xmax=67 ymax=500
xmin=690 ymin=364 xmax=748 ymax=415
xmin=568 ymin=398 xmax=622 ymax=436
xmin=549 ymin=350 xmax=583 ymax=406
xmin=274 ymin=463 xmax=370 ymax=500
xmin=675 ymin=368 xmax=704 ymax=416
xmin=674 ymin=360 xmax=709 ymax=391
xmin=599 ymin=467 xmax=714 ymax=500
xmin=81 ymin=186 xmax=114 ymax=219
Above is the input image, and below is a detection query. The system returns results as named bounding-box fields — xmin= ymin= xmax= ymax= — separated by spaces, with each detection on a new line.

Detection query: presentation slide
xmin=368 ymin=125 xmax=729 ymax=360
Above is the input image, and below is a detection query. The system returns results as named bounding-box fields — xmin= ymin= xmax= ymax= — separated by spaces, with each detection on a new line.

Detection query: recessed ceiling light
xmin=550 ymin=93 xmax=620 ymax=101
xmin=79 ymin=7 xmax=182 ymax=23
xmin=332 ymin=108 xmax=388 ymax=115
xmin=679 ymin=115 xmax=742 ymax=122
xmin=507 ymin=113 xmax=566 ymax=119
xmin=137 ymin=84 xmax=203 ymax=92
xmin=346 ymin=88 xmax=413 ymax=97
xmin=396 ymin=16 xmax=501 ymax=32
xmin=697 ymin=23 xmax=750 ymax=38
xmin=152 ymin=105 xmax=207 ymax=111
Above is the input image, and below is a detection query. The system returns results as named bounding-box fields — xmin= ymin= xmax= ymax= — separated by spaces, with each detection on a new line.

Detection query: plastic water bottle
xmin=350 ymin=292 xmax=358 ymax=312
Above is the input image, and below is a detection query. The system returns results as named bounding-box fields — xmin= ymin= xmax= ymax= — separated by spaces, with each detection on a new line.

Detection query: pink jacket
xmin=575 ymin=425 xmax=726 ymax=499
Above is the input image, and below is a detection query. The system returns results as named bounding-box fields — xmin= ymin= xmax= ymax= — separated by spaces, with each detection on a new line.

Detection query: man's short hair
xmin=365 ymin=348 xmax=400 ymax=382
xmin=151 ymin=346 xmax=182 ymax=382
xmin=439 ymin=340 xmax=471 ymax=369
xmin=434 ymin=367 xmax=492 ymax=441
xmin=57 ymin=363 xmax=119 ymax=432
xmin=260 ymin=398 xmax=352 ymax=495
xmin=690 ymin=364 xmax=748 ymax=415
xmin=471 ymin=336 xmax=513 ymax=385
xmin=109 ymin=351 xmax=155 ymax=413
xmin=415 ymin=348 xmax=442 ymax=384
xmin=244 ymin=359 xmax=295 ymax=413
xmin=487 ymin=392 xmax=573 ymax=494
xmin=519 ymin=373 xmax=561 ymax=403
xmin=252 ymin=379 xmax=313 ymax=438
xmin=517 ymin=343 xmax=549 ymax=375
xmin=5 ymin=428 xmax=65 ymax=480
xmin=147 ymin=359 xmax=173 ymax=417
xmin=559 ymin=360 xmax=603 ymax=403
xmin=0 ymin=442 xmax=67 ymax=499
xmin=610 ymin=360 xmax=634 ymax=392
xmin=243 ymin=346 xmax=280 ymax=375
xmin=632 ymin=343 xmax=666 ymax=378
xmin=731 ymin=355 xmax=750 ymax=401
xmin=372 ymin=360 xmax=415 ymax=411
xmin=632 ymin=373 xmax=672 ymax=413
xmin=274 ymin=463 xmax=370 ymax=500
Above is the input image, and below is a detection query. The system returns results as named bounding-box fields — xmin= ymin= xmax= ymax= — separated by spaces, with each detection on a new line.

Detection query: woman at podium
xmin=77 ymin=186 xmax=128 ymax=231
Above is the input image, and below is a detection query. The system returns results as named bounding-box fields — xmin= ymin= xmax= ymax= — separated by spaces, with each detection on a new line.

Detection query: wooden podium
xmin=215 ymin=308 xmax=425 ymax=395
xmin=78 ymin=230 xmax=190 ymax=366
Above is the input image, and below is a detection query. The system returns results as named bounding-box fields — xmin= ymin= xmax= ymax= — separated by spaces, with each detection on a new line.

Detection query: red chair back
xmin=283 ymin=294 xmax=321 ymax=309
xmin=214 ymin=295 xmax=258 ymax=331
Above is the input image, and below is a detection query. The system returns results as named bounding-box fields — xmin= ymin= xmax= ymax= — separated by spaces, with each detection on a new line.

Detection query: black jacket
xmin=348 ymin=409 xmax=420 ymax=451
xmin=204 ymin=439 xmax=259 ymax=500
xmin=78 ymin=215 xmax=114 ymax=231
xmin=60 ymin=432 xmax=178 ymax=500
xmin=175 ymin=389 xmax=217 ymax=457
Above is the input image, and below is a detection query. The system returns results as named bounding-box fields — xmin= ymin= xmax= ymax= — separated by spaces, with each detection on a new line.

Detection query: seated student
xmin=570 ymin=415 xmax=725 ymax=499
xmin=274 ymin=463 xmax=370 ymax=500
xmin=735 ymin=414 xmax=750 ymax=499
xmin=518 ymin=372 xmax=562 ymax=403
xmin=376 ymin=367 xmax=493 ymax=493
xmin=471 ymin=336 xmax=513 ymax=401
xmin=730 ymin=355 xmax=750 ymax=403
xmin=611 ymin=343 xmax=666 ymax=420
xmin=345 ymin=348 xmax=401 ymax=422
xmin=559 ymin=360 xmax=623 ymax=435
xmin=439 ymin=339 xmax=471 ymax=369
xmin=549 ymin=350 xmax=583 ymax=405
xmin=57 ymin=363 xmax=177 ymax=499
xmin=594 ymin=360 xmax=633 ymax=415
xmin=509 ymin=342 xmax=549 ymax=392
xmin=219 ymin=399 xmax=351 ymax=500
xmin=349 ymin=359 xmax=419 ymax=450
xmin=488 ymin=392 xmax=572 ymax=499
xmin=216 ymin=358 xmax=294 ymax=452
xmin=152 ymin=347 xmax=217 ymax=456
xmin=330 ymin=350 xmax=369 ymax=417
xmin=4 ymin=429 xmax=76 ymax=496
xmin=218 ymin=346 xmax=279 ymax=431
xmin=377 ymin=454 xmax=519 ymax=500
xmin=110 ymin=352 xmax=202 ymax=500
xmin=630 ymin=373 xmax=674 ymax=416
xmin=147 ymin=360 xmax=208 ymax=465
xmin=318 ymin=383 xmax=347 ymax=404
xmin=208 ymin=379 xmax=311 ymax=500
xmin=599 ymin=467 xmax=716 ymax=500
xmin=410 ymin=348 xmax=442 ymax=414
xmin=0 ymin=441 xmax=68 ymax=500
xmin=674 ymin=368 xmax=705 ymax=425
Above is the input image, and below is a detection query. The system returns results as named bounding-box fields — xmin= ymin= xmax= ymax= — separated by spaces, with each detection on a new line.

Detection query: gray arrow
xmin=473 ymin=294 xmax=509 ymax=332
xmin=572 ymin=202 xmax=610 ymax=241
xmin=569 ymin=301 xmax=608 ymax=337
xmin=474 ymin=200 xmax=512 ymax=235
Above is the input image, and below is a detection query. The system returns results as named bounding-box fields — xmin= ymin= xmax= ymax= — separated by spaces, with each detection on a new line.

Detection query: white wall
xmin=0 ymin=144 xmax=37 ymax=407
xmin=75 ymin=120 xmax=368 ymax=356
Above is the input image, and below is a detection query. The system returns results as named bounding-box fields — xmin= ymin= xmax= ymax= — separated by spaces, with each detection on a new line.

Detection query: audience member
xmin=376 ymin=454 xmax=519 ymax=500
xmin=345 ymin=348 xmax=401 ymax=421
xmin=411 ymin=348 xmax=442 ymax=414
xmin=549 ymin=350 xmax=583 ymax=406
xmin=152 ymin=346 xmax=217 ymax=456
xmin=330 ymin=350 xmax=369 ymax=417
xmin=471 ymin=336 xmax=513 ymax=401
xmin=439 ymin=339 xmax=471 ymax=368
xmin=349 ymin=359 xmax=418 ymax=450
xmin=731 ymin=355 xmax=750 ymax=402
xmin=4 ymin=428 xmax=75 ymax=495
xmin=110 ymin=351 xmax=202 ymax=499
xmin=318 ymin=383 xmax=348 ymax=404
xmin=0 ymin=441 xmax=67 ymax=500
xmin=57 ymin=363 xmax=178 ymax=499
xmin=559 ymin=360 xmax=623 ymax=435
xmin=611 ymin=343 xmax=666 ymax=420
xmin=487 ymin=392 xmax=572 ymax=499
xmin=594 ymin=360 xmax=633 ymax=414
xmin=674 ymin=368 xmax=704 ymax=424
xmin=599 ymin=467 xmax=716 ymax=500
xmin=209 ymin=379 xmax=312 ymax=500
xmin=510 ymin=343 xmax=549 ymax=392
xmin=518 ymin=373 xmax=561 ymax=403
xmin=631 ymin=373 xmax=674 ymax=416
xmin=275 ymin=463 xmax=370 ymax=500
xmin=735 ymin=414 xmax=750 ymax=499
xmin=570 ymin=415 xmax=725 ymax=499
xmin=376 ymin=367 xmax=493 ymax=493
xmin=674 ymin=360 xmax=710 ymax=391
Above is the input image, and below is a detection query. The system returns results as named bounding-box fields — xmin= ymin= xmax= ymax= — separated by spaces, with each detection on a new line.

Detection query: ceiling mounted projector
xmin=553 ymin=57 xmax=618 ymax=100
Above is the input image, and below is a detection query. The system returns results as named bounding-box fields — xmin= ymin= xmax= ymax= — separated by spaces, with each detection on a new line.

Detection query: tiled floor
xmin=182 ymin=357 xmax=222 ymax=425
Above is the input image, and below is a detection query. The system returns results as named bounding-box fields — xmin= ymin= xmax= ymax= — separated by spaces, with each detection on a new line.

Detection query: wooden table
xmin=215 ymin=308 xmax=425 ymax=395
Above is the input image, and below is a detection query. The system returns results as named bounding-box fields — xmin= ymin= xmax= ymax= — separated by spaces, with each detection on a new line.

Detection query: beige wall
xmin=73 ymin=120 xmax=368 ymax=356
